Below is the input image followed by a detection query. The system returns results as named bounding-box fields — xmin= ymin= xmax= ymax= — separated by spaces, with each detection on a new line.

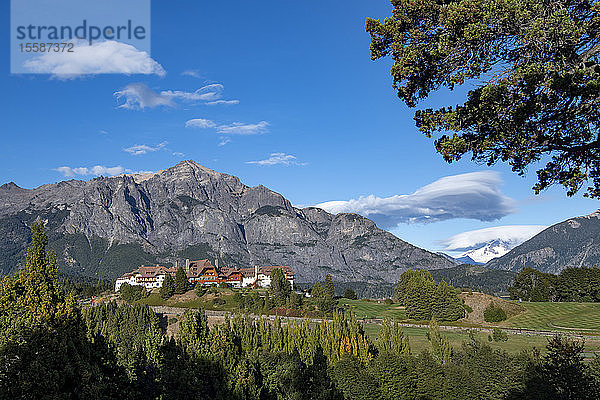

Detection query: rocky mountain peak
xmin=486 ymin=210 xmax=600 ymax=273
xmin=0 ymin=161 xmax=455 ymax=281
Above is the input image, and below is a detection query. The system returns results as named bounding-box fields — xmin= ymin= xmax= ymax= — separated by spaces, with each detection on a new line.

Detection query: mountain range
xmin=0 ymin=160 xmax=455 ymax=283
xmin=486 ymin=210 xmax=600 ymax=273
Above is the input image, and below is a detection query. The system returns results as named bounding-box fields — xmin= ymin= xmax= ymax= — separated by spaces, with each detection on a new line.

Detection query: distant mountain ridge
xmin=0 ymin=160 xmax=455 ymax=282
xmin=458 ymin=239 xmax=513 ymax=263
xmin=486 ymin=210 xmax=600 ymax=273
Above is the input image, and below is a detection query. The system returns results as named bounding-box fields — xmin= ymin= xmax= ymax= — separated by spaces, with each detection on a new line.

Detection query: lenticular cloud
xmin=315 ymin=171 xmax=516 ymax=228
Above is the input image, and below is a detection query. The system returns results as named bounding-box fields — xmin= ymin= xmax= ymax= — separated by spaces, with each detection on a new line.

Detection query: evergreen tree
xmin=174 ymin=267 xmax=189 ymax=294
xmin=343 ymin=288 xmax=358 ymax=300
xmin=324 ymin=274 xmax=335 ymax=299
xmin=431 ymin=281 xmax=464 ymax=321
xmin=161 ymin=274 xmax=175 ymax=299
xmin=271 ymin=268 xmax=291 ymax=306
xmin=0 ymin=221 xmax=127 ymax=398
xmin=312 ymin=282 xmax=324 ymax=299
xmin=367 ymin=0 xmax=600 ymax=198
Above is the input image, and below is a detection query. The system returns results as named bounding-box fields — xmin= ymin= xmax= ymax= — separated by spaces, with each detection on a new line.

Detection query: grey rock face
xmin=0 ymin=160 xmax=455 ymax=281
xmin=486 ymin=210 xmax=600 ymax=273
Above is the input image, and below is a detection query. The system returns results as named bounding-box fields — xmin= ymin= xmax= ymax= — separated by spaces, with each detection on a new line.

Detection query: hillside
xmin=430 ymin=265 xmax=517 ymax=294
xmin=0 ymin=160 xmax=455 ymax=282
xmin=486 ymin=210 xmax=600 ymax=273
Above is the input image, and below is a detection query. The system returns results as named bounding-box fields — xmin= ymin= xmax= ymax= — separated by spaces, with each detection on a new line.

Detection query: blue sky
xmin=2 ymin=0 xmax=599 ymax=256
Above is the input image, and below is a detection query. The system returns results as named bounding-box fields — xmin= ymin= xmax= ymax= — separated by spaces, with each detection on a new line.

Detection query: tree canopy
xmin=367 ymin=0 xmax=600 ymax=198
xmin=394 ymin=270 xmax=465 ymax=321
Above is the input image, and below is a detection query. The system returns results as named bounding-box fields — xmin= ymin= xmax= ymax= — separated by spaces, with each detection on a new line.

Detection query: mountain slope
xmin=458 ymin=239 xmax=513 ymax=263
xmin=486 ymin=210 xmax=600 ymax=273
xmin=0 ymin=160 xmax=455 ymax=282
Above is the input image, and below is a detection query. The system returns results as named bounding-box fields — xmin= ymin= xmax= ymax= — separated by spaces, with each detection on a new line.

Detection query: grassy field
xmin=502 ymin=302 xmax=600 ymax=333
xmin=338 ymin=298 xmax=407 ymax=320
xmin=137 ymin=288 xmax=241 ymax=311
xmin=362 ymin=323 xmax=600 ymax=358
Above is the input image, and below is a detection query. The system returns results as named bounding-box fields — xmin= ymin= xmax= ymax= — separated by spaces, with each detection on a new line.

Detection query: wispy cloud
xmin=206 ymin=100 xmax=240 ymax=106
xmin=181 ymin=69 xmax=202 ymax=78
xmin=440 ymin=225 xmax=548 ymax=252
xmin=55 ymin=165 xmax=136 ymax=177
xmin=316 ymin=171 xmax=516 ymax=228
xmin=172 ymin=151 xmax=185 ymax=157
xmin=124 ymin=141 xmax=167 ymax=155
xmin=216 ymin=121 xmax=269 ymax=135
xmin=114 ymin=82 xmax=237 ymax=110
xmin=24 ymin=40 xmax=165 ymax=78
xmin=186 ymin=119 xmax=269 ymax=135
xmin=218 ymin=137 xmax=231 ymax=147
xmin=161 ymin=84 xmax=224 ymax=102
xmin=185 ymin=118 xmax=217 ymax=128
xmin=114 ymin=83 xmax=174 ymax=110
xmin=246 ymin=153 xmax=306 ymax=166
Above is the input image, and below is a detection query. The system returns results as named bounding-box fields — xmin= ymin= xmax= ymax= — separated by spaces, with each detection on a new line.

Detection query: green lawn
xmin=137 ymin=289 xmax=240 ymax=311
xmin=137 ymin=293 xmax=168 ymax=306
xmin=502 ymin=302 xmax=600 ymax=333
xmin=362 ymin=323 xmax=600 ymax=358
xmin=338 ymin=298 xmax=407 ymax=320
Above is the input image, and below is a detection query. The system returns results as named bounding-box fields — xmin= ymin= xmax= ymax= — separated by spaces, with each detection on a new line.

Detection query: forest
xmin=509 ymin=267 xmax=600 ymax=302
xmin=2 ymin=223 xmax=600 ymax=399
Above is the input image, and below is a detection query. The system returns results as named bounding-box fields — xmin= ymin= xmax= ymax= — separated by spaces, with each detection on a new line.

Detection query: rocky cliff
xmin=486 ymin=210 xmax=600 ymax=273
xmin=0 ymin=160 xmax=455 ymax=282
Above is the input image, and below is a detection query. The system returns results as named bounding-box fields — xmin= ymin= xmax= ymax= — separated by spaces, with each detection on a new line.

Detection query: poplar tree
xmin=428 ymin=320 xmax=452 ymax=365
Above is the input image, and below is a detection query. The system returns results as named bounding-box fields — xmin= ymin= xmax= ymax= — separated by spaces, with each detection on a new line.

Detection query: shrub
xmin=492 ymin=328 xmax=508 ymax=342
xmin=343 ymin=288 xmax=358 ymax=300
xmin=194 ymin=285 xmax=206 ymax=298
xmin=464 ymin=304 xmax=473 ymax=314
xmin=119 ymin=283 xmax=147 ymax=302
xmin=212 ymin=298 xmax=226 ymax=306
xmin=384 ymin=298 xmax=393 ymax=305
xmin=484 ymin=302 xmax=507 ymax=323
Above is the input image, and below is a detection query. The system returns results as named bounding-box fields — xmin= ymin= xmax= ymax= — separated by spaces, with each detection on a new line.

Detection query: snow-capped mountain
xmin=458 ymin=239 xmax=514 ymax=263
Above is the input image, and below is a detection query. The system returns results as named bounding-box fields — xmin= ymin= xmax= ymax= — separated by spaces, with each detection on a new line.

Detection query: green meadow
xmin=502 ymin=302 xmax=600 ymax=333
xmin=338 ymin=298 xmax=407 ymax=320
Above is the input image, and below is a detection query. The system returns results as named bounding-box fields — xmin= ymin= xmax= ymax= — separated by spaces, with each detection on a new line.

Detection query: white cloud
xmin=115 ymin=83 xmax=237 ymax=110
xmin=181 ymin=70 xmax=202 ymax=78
xmin=185 ymin=118 xmax=217 ymax=128
xmin=24 ymin=40 xmax=165 ymax=78
xmin=161 ymin=84 xmax=224 ymax=102
xmin=440 ymin=225 xmax=548 ymax=252
xmin=206 ymin=100 xmax=240 ymax=106
xmin=216 ymin=121 xmax=269 ymax=135
xmin=218 ymin=137 xmax=231 ymax=147
xmin=246 ymin=153 xmax=306 ymax=166
xmin=55 ymin=165 xmax=132 ymax=177
xmin=316 ymin=171 xmax=516 ymax=228
xmin=185 ymin=119 xmax=269 ymax=136
xmin=114 ymin=83 xmax=174 ymax=109
xmin=124 ymin=141 xmax=167 ymax=155
xmin=173 ymin=152 xmax=185 ymax=157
